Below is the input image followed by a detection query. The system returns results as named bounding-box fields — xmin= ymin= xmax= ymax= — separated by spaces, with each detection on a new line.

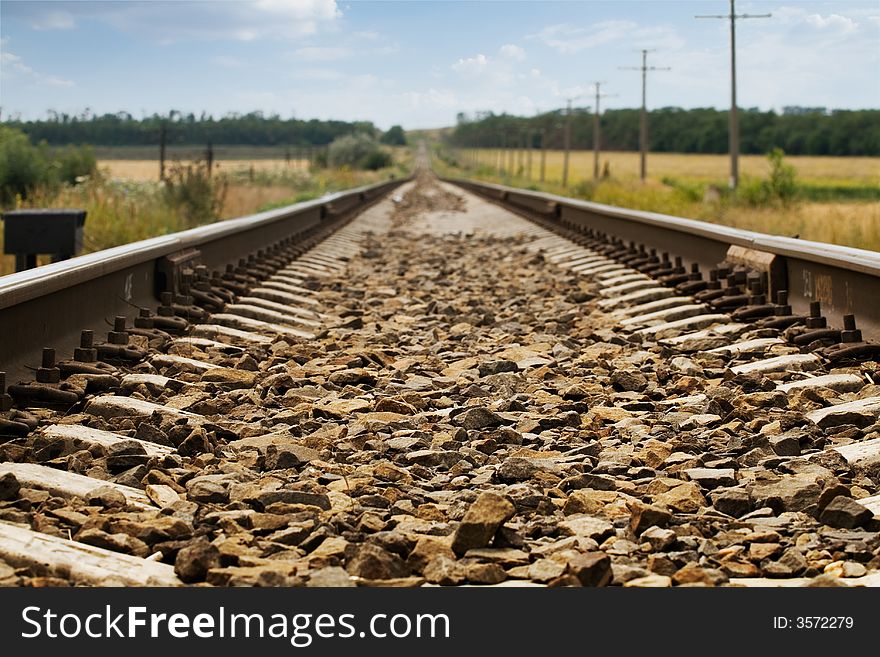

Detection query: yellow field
xmin=462 ymin=149 xmax=880 ymax=186
xmin=101 ymin=158 xmax=310 ymax=182
xmin=439 ymin=149 xmax=880 ymax=252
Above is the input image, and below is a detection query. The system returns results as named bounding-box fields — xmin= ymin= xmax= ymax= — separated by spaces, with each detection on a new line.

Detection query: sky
xmin=1 ymin=0 xmax=878 ymax=129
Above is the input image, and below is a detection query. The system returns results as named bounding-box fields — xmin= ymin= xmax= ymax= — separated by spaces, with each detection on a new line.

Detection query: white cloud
xmin=212 ymin=55 xmax=244 ymax=69
xmin=529 ymin=20 xmax=684 ymax=54
xmin=529 ymin=21 xmax=634 ymax=53
xmin=402 ymin=88 xmax=459 ymax=110
xmin=7 ymin=0 xmax=343 ymax=43
xmin=290 ymin=46 xmax=351 ymax=61
xmin=0 ymin=50 xmax=74 ymax=87
xmin=29 ymin=10 xmax=75 ymax=31
xmin=289 ymin=67 xmax=345 ymax=80
xmin=499 ymin=44 xmax=526 ymax=61
xmin=804 ymin=13 xmax=859 ymax=31
xmin=452 ymin=53 xmax=490 ymax=75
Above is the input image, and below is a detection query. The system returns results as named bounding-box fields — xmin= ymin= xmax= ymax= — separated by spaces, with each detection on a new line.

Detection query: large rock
xmin=749 ymin=474 xmax=821 ymax=514
xmin=818 ymin=496 xmax=873 ymax=529
xmin=175 ymin=539 xmax=221 ymax=583
xmin=558 ymin=515 xmax=615 ymax=542
xmin=451 ymin=407 xmax=508 ymax=430
xmin=451 ymin=492 xmax=515 ymax=555
xmin=0 ymin=472 xmax=20 ymax=501
xmin=628 ymin=500 xmax=672 ymax=535
xmin=347 ymin=544 xmax=409 ymax=580
xmin=610 ymin=370 xmax=648 ymax=392
xmin=711 ymin=488 xmax=752 ymax=517
xmin=565 ymin=552 xmax=612 ymax=587
xmin=653 ymin=482 xmax=706 ymax=513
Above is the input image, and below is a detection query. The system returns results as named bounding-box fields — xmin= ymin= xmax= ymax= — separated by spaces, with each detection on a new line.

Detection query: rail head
xmin=445 ymin=177 xmax=880 ymax=277
xmin=0 ymin=178 xmax=405 ymax=310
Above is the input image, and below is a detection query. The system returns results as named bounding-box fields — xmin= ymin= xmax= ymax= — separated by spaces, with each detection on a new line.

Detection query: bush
xmin=327 ymin=134 xmax=392 ymax=170
xmin=55 ymin=144 xmax=97 ymax=185
xmin=0 ymin=128 xmax=98 ymax=205
xmin=163 ymin=160 xmax=227 ymax=227
xmin=737 ymin=177 xmax=771 ymax=207
xmin=360 ymin=150 xmax=393 ymax=170
xmin=738 ymin=149 xmax=799 ymax=207
xmin=380 ymin=125 xmax=407 ymax=146
xmin=571 ymin=180 xmax=596 ymax=200
xmin=766 ymin=147 xmax=798 ymax=205
xmin=0 ymin=126 xmax=51 ymax=204
xmin=661 ymin=176 xmax=706 ymax=203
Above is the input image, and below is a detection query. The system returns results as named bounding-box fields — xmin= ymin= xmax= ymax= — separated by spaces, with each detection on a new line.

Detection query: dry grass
xmin=442 ymin=149 xmax=880 ymax=251
xmin=102 ymin=159 xmax=311 ymax=182
xmin=1 ymin=151 xmax=411 ymax=275
xmin=465 ymin=149 xmax=880 ymax=186
xmin=717 ymin=201 xmax=880 ymax=247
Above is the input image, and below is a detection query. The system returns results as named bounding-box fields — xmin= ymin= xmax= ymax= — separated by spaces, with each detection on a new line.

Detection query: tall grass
xmin=1 ymin=148 xmax=413 ymax=275
xmin=437 ymin=147 xmax=880 ymax=252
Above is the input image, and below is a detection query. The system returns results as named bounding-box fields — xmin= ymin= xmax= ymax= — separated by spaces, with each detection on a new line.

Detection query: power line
xmin=620 ymin=49 xmax=670 ymax=182
xmin=562 ymin=96 xmax=585 ymax=188
xmin=591 ymin=82 xmax=616 ymax=181
xmin=697 ymin=0 xmax=771 ymax=190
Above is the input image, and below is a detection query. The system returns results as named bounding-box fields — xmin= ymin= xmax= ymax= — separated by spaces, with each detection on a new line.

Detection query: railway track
xmin=0 ymin=164 xmax=879 ymax=587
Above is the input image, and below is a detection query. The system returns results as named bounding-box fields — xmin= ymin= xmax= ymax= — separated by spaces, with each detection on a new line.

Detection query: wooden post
xmin=526 ymin=132 xmax=533 ymax=181
xmin=159 ymin=124 xmax=167 ymax=181
xmin=205 ymin=142 xmax=214 ymax=177
xmin=540 ymin=129 xmax=546 ymax=183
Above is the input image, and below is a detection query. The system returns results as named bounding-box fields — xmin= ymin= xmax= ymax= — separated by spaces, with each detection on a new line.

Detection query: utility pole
xmin=516 ymin=131 xmax=523 ymax=175
xmin=620 ymin=50 xmax=670 ymax=181
xmin=540 ymin=128 xmax=547 ymax=183
xmin=158 ymin=124 xmax=167 ymax=181
xmin=697 ymin=0 xmax=770 ymax=190
xmin=508 ymin=132 xmax=515 ymax=175
xmin=526 ymin=132 xmax=533 ymax=181
xmin=562 ymin=99 xmax=573 ymax=187
xmin=205 ymin=141 xmax=214 ymax=177
xmin=592 ymin=83 xmax=614 ymax=180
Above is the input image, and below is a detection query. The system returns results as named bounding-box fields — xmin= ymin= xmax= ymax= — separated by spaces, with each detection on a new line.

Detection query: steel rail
xmin=444 ymin=177 xmax=880 ymax=341
xmin=0 ymin=178 xmax=405 ymax=381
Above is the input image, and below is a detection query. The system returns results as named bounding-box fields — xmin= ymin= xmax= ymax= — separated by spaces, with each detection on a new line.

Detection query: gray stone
xmin=641 ymin=526 xmax=677 ymax=550
xmin=628 ymin=500 xmax=672 ymax=535
xmin=565 ymin=552 xmax=612 ymax=587
xmin=711 ymin=488 xmax=752 ymax=517
xmin=86 ymin=485 xmax=128 ymax=509
xmin=819 ymin=496 xmax=873 ymax=529
xmin=308 ymin=566 xmax=355 ymax=587
xmin=684 ymin=468 xmax=736 ymax=489
xmin=610 ymin=370 xmax=648 ymax=392
xmin=186 ymin=480 xmax=229 ymax=504
xmin=347 ymin=544 xmax=409 ymax=580
xmin=451 ymin=407 xmax=508 ymax=430
xmin=749 ymin=475 xmax=821 ymax=514
xmin=769 ymin=433 xmax=801 ymax=456
xmin=423 ymin=556 xmax=467 ymax=585
xmin=451 ymin=492 xmax=515 ymax=555
xmin=175 ymin=540 xmax=221 ymax=583
xmin=559 ymin=515 xmax=615 ymax=542
xmin=0 ymin=472 xmax=21 ymax=501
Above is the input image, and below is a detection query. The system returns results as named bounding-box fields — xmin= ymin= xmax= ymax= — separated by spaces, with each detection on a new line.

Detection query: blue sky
xmin=1 ymin=1 xmax=878 ymax=129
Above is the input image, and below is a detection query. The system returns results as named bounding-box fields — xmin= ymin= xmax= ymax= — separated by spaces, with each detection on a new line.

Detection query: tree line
xmin=449 ymin=107 xmax=880 ymax=156
xmin=1 ymin=111 xmax=406 ymax=148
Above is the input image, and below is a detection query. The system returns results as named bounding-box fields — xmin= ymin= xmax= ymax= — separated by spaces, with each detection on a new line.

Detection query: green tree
xmin=327 ymin=134 xmax=392 ymax=170
xmin=0 ymin=126 xmax=51 ymax=204
xmin=380 ymin=125 xmax=407 ymax=145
